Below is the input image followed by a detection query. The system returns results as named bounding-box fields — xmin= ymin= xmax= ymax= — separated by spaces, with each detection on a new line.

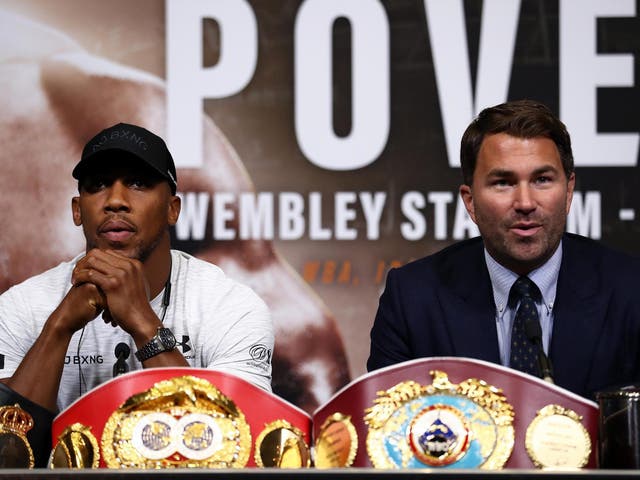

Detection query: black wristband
xmin=0 ymin=383 xmax=55 ymax=468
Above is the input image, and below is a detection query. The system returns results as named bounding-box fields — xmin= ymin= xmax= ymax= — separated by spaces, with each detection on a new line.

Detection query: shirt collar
xmin=485 ymin=240 xmax=563 ymax=316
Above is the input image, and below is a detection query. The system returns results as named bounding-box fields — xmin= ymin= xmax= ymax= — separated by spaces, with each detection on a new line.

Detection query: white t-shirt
xmin=0 ymin=250 xmax=274 ymax=411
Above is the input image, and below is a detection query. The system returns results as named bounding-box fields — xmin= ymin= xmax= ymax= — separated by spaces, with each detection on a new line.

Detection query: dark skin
xmin=1 ymin=159 xmax=186 ymax=412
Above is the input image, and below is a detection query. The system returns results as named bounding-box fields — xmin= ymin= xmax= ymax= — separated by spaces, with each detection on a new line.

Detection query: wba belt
xmin=312 ymin=357 xmax=598 ymax=469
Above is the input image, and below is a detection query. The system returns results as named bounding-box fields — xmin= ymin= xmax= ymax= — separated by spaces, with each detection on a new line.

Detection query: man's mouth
xmin=510 ymin=222 xmax=542 ymax=237
xmin=98 ymin=219 xmax=136 ymax=243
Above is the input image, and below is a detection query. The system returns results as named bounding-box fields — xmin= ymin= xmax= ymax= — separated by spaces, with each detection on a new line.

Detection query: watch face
xmin=158 ymin=328 xmax=177 ymax=350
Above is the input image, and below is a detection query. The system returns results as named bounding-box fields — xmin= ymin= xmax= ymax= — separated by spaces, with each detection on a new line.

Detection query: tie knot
xmin=509 ymin=276 xmax=541 ymax=306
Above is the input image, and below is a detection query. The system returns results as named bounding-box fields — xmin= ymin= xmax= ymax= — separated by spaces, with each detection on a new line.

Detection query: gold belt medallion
xmin=254 ymin=419 xmax=310 ymax=468
xmin=49 ymin=423 xmax=100 ymax=468
xmin=525 ymin=404 xmax=591 ymax=468
xmin=101 ymin=375 xmax=251 ymax=468
xmin=314 ymin=413 xmax=358 ymax=468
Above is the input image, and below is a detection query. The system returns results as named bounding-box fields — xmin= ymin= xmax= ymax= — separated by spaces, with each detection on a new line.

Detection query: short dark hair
xmin=460 ymin=99 xmax=574 ymax=185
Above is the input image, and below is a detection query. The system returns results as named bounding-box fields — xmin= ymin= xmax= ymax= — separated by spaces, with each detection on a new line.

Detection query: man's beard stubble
xmin=86 ymin=227 xmax=167 ymax=263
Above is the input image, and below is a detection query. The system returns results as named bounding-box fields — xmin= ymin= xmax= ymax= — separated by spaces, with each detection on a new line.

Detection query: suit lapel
xmin=439 ymin=240 xmax=501 ymax=363
xmin=550 ymin=236 xmax=603 ymax=391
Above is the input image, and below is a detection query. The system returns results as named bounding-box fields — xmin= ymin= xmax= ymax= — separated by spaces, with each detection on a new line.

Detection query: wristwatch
xmin=135 ymin=327 xmax=177 ymax=362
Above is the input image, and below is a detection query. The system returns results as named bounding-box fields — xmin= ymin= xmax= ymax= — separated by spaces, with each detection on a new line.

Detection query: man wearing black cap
xmin=0 ymin=123 xmax=274 ymax=448
xmin=0 ymin=10 xmax=350 ymax=418
xmin=77 ymin=123 xmax=179 ymax=193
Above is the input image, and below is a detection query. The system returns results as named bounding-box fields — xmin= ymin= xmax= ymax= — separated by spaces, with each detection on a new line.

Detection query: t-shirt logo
xmin=249 ymin=344 xmax=271 ymax=363
xmin=181 ymin=336 xmax=192 ymax=353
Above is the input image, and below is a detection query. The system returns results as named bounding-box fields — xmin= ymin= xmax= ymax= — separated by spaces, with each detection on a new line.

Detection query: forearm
xmin=139 ymin=349 xmax=189 ymax=368
xmin=5 ymin=313 xmax=74 ymax=412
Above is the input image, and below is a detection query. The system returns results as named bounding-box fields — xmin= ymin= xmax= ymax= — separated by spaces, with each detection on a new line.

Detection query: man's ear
xmin=459 ymin=184 xmax=477 ymax=223
xmin=168 ymin=194 xmax=181 ymax=226
xmin=71 ymin=196 xmax=82 ymax=226
xmin=565 ymin=171 xmax=576 ymax=215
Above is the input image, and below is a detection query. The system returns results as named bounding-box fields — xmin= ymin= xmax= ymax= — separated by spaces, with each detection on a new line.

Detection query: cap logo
xmin=91 ymin=129 xmax=149 ymax=153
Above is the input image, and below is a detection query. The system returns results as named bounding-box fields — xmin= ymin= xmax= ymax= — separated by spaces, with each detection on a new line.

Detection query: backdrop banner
xmin=1 ymin=0 xmax=638 ymax=412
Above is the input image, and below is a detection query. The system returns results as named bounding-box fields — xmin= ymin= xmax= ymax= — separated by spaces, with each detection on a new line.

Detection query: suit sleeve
xmin=367 ymin=268 xmax=413 ymax=371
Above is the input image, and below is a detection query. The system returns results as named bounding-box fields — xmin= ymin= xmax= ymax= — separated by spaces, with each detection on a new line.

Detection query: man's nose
xmin=104 ymin=181 xmax=130 ymax=211
xmin=514 ymin=183 xmax=536 ymax=212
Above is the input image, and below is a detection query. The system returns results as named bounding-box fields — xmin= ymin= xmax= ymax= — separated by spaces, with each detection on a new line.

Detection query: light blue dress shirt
xmin=485 ymin=242 xmax=562 ymax=368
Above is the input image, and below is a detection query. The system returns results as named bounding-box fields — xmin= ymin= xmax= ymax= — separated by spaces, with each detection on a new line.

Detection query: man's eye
xmin=128 ymin=178 xmax=147 ymax=188
xmin=84 ymin=179 xmax=107 ymax=192
xmin=535 ymin=176 xmax=551 ymax=184
xmin=493 ymin=179 xmax=510 ymax=187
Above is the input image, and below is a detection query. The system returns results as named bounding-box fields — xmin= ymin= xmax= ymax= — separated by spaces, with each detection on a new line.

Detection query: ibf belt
xmin=99 ymin=375 xmax=251 ymax=468
xmin=364 ymin=370 xmax=515 ymax=469
xmin=50 ymin=368 xmax=312 ymax=468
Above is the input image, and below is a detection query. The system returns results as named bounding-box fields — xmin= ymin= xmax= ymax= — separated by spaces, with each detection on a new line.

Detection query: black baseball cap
xmin=73 ymin=123 xmax=178 ymax=194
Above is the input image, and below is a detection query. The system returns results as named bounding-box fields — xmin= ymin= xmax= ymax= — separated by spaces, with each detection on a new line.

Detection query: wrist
xmin=45 ymin=310 xmax=81 ymax=341
xmin=131 ymin=321 xmax=164 ymax=346
xmin=134 ymin=327 xmax=177 ymax=362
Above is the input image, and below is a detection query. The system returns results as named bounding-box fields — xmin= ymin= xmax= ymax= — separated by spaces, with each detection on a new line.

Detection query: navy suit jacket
xmin=368 ymin=233 xmax=640 ymax=399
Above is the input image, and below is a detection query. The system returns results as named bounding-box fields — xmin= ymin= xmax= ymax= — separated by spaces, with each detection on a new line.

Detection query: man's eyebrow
xmin=531 ymin=165 xmax=560 ymax=175
xmin=486 ymin=168 xmax=512 ymax=177
xmin=486 ymin=164 xmax=560 ymax=177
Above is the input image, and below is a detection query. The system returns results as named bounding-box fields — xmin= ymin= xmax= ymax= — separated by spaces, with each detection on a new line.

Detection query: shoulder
xmin=393 ymin=237 xmax=484 ymax=278
xmin=1 ymin=255 xmax=78 ymax=298
xmin=171 ymin=250 xmax=268 ymax=310
xmin=383 ymin=237 xmax=485 ymax=293
xmin=0 ymin=255 xmax=79 ymax=318
xmin=172 ymin=249 xmax=225 ymax=279
xmin=561 ymin=233 xmax=640 ymax=287
xmin=563 ymin=233 xmax=640 ymax=270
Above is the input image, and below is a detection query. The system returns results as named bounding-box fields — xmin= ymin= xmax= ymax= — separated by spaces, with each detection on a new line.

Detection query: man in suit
xmin=368 ymin=99 xmax=640 ymax=399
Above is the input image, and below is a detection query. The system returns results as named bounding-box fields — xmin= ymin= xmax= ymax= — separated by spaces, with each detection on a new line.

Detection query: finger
xmin=88 ymin=298 xmax=104 ymax=317
xmin=101 ymin=306 xmax=117 ymax=326
xmin=69 ymin=283 xmax=106 ymax=317
xmin=75 ymin=250 xmax=140 ymax=283
xmin=72 ymin=255 xmax=113 ymax=285
xmin=79 ymin=252 xmax=128 ymax=278
xmin=72 ymin=268 xmax=112 ymax=290
xmin=89 ymin=248 xmax=142 ymax=271
xmin=102 ymin=309 xmax=113 ymax=324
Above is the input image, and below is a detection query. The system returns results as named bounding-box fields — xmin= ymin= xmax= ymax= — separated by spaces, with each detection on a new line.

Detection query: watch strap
xmin=135 ymin=328 xmax=176 ymax=362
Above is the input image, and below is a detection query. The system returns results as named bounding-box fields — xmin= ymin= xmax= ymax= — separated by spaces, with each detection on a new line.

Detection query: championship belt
xmin=364 ymin=371 xmax=514 ymax=468
xmin=0 ymin=383 xmax=55 ymax=468
xmin=100 ymin=376 xmax=250 ymax=468
xmin=49 ymin=368 xmax=311 ymax=468
xmin=312 ymin=357 xmax=598 ymax=468
xmin=0 ymin=404 xmax=35 ymax=468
